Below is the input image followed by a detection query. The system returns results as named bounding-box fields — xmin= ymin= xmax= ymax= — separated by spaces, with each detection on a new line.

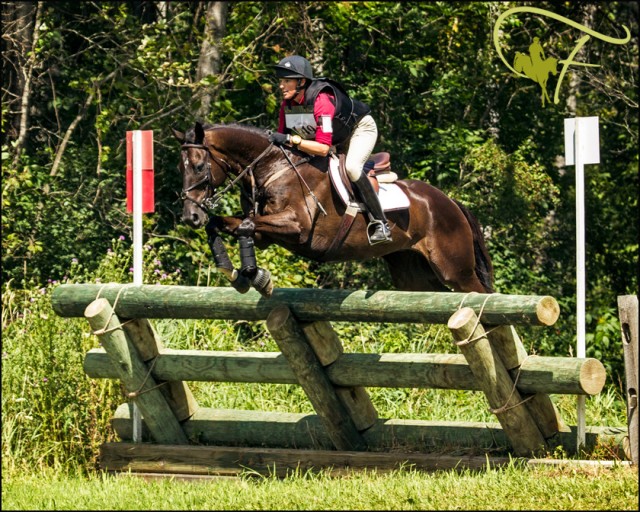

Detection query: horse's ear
xmin=194 ymin=121 xmax=205 ymax=144
xmin=171 ymin=127 xmax=185 ymax=143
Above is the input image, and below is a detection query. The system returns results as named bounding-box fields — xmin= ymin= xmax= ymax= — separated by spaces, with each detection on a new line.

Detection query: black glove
xmin=268 ymin=132 xmax=290 ymax=146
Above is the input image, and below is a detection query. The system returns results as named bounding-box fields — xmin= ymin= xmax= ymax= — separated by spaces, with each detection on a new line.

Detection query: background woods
xmin=2 ymin=2 xmax=638 ymax=382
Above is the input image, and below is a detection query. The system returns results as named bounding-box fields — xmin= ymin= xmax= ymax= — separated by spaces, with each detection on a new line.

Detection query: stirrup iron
xmin=366 ymin=219 xmax=392 ymax=245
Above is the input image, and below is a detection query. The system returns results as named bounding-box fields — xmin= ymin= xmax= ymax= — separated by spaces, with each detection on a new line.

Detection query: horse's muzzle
xmin=182 ymin=208 xmax=208 ymax=229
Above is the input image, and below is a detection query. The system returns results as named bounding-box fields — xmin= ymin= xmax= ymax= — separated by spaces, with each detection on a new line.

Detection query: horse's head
xmin=172 ymin=121 xmax=230 ymax=228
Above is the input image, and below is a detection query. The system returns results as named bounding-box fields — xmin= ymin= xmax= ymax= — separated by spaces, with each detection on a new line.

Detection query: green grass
xmin=2 ymin=463 xmax=637 ymax=510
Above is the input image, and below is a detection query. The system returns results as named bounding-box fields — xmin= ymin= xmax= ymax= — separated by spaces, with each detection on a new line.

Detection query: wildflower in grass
xmin=71 ymin=258 xmax=78 ymax=264
xmin=129 ymin=267 xmax=134 ymax=273
xmin=42 ymin=377 xmax=48 ymax=383
xmin=119 ymin=235 xmax=126 ymax=241
xmin=2 ymin=352 xmax=7 ymax=359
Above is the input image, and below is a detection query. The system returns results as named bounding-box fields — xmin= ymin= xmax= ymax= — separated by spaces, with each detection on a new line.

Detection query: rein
xmin=181 ymin=137 xmax=327 ymax=219
xmin=180 ymin=142 xmax=272 ymax=214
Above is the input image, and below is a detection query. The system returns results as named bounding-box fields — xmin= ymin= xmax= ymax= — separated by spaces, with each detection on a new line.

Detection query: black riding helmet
xmin=274 ymin=55 xmax=314 ymax=80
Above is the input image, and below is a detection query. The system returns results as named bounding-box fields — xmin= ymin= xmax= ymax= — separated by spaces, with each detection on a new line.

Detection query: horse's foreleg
xmin=236 ymin=218 xmax=273 ymax=298
xmin=205 ymin=219 xmax=250 ymax=293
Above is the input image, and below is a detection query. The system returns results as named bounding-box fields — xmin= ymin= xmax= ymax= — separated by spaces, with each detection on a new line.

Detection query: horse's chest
xmin=260 ymin=186 xmax=292 ymax=215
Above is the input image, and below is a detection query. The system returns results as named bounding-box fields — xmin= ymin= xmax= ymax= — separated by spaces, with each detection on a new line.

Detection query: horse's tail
xmin=453 ymin=199 xmax=495 ymax=293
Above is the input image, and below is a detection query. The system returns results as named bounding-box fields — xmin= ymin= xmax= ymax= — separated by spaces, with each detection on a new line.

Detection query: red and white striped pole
xmin=125 ymin=130 xmax=154 ymax=442
xmin=126 ymin=130 xmax=155 ymax=284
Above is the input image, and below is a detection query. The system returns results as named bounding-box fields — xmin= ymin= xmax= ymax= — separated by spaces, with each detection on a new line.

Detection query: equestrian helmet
xmin=274 ymin=55 xmax=314 ymax=80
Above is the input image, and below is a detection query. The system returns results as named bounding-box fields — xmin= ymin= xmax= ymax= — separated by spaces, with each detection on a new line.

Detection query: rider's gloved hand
xmin=268 ymin=132 xmax=290 ymax=146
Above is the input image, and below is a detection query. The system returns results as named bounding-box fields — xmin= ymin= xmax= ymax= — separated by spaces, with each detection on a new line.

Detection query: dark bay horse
xmin=173 ymin=121 xmax=493 ymax=297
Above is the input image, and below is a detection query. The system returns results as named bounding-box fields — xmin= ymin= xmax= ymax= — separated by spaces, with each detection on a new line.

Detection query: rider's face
xmin=279 ymin=78 xmax=305 ymax=102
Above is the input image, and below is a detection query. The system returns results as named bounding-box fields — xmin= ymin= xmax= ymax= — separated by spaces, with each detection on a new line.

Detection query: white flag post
xmin=564 ymin=116 xmax=600 ymax=452
xmin=126 ymin=130 xmax=155 ymax=443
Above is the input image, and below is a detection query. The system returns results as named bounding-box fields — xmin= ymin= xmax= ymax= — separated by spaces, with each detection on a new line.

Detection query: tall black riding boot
xmin=352 ymin=172 xmax=392 ymax=245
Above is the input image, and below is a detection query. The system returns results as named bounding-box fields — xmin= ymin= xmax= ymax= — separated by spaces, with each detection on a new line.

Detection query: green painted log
xmin=448 ymin=307 xmax=547 ymax=456
xmin=51 ymin=284 xmax=560 ymax=326
xmin=84 ymin=298 xmax=188 ymax=445
xmin=111 ymin=404 xmax=628 ymax=457
xmin=84 ymin=349 xmax=606 ymax=396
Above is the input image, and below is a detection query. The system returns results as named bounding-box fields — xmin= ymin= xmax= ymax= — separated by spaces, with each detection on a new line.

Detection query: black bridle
xmin=180 ymin=141 xmax=273 ymax=215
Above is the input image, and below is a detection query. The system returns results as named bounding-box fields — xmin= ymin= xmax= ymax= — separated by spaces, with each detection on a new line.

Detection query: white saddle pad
xmin=328 ymin=156 xmax=410 ymax=212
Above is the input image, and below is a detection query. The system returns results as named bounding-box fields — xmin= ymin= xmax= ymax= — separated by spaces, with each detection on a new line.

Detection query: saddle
xmin=337 ymin=152 xmax=398 ymax=196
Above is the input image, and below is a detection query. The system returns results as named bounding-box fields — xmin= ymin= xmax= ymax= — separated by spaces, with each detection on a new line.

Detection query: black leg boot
xmin=352 ymin=172 xmax=392 ymax=245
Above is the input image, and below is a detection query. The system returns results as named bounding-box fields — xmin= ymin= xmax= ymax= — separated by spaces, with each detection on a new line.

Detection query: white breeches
xmin=344 ymin=114 xmax=378 ymax=182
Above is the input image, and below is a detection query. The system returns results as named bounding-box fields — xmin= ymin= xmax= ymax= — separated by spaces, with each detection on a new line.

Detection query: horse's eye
xmin=195 ymin=162 xmax=205 ymax=173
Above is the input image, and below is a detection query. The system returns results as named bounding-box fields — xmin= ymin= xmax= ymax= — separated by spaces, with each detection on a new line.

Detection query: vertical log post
xmin=84 ymin=298 xmax=188 ymax=445
xmin=448 ymin=307 xmax=547 ymax=456
xmin=266 ymin=306 xmax=366 ymax=451
xmin=618 ymin=295 xmax=638 ymax=465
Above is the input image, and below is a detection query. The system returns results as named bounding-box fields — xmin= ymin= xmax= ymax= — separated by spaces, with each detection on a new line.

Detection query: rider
xmin=269 ymin=55 xmax=392 ymax=245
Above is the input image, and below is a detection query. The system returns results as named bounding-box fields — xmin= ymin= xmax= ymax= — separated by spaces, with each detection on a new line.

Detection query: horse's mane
xmin=185 ymin=122 xmax=267 ymax=143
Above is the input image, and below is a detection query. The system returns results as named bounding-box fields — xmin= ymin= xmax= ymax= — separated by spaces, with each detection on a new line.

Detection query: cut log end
xmin=84 ymin=298 xmax=110 ymax=320
xmin=447 ymin=307 xmax=476 ymax=331
xmin=580 ymin=359 xmax=607 ymax=395
xmin=536 ymin=297 xmax=560 ymax=326
xmin=265 ymin=305 xmax=292 ymax=331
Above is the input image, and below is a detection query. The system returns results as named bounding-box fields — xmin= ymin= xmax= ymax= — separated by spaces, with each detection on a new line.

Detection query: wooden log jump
xmin=50 ymin=284 xmax=621 ymax=476
xmin=51 ymin=284 xmax=560 ymax=325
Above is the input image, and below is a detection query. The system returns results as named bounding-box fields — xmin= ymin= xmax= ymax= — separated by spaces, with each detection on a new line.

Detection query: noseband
xmin=180 ymin=143 xmax=229 ymax=213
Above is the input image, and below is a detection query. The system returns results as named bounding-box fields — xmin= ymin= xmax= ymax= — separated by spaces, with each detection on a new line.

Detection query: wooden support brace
xmin=487 ymin=325 xmax=570 ymax=438
xmin=301 ymin=320 xmax=378 ymax=431
xmin=448 ymin=307 xmax=547 ymax=456
xmin=266 ymin=305 xmax=366 ymax=451
xmin=84 ymin=298 xmax=188 ymax=445
xmin=120 ymin=318 xmax=198 ymax=422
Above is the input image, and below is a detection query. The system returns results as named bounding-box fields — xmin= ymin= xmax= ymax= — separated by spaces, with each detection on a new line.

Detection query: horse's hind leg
xmin=383 ymin=250 xmax=449 ymax=292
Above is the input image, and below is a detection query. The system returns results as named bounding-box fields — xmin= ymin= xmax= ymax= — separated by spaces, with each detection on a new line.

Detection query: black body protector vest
xmin=284 ymin=78 xmax=371 ymax=149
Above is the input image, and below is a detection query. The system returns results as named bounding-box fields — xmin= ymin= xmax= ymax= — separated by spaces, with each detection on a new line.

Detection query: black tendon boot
xmin=352 ymin=172 xmax=392 ymax=245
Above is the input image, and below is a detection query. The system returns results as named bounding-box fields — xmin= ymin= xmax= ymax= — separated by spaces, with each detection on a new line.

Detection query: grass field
xmin=3 ymin=462 xmax=638 ymax=510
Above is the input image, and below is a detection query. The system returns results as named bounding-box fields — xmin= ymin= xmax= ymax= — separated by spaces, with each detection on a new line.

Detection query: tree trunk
xmin=195 ymin=1 xmax=228 ymax=120
xmin=2 ymin=1 xmax=40 ymax=158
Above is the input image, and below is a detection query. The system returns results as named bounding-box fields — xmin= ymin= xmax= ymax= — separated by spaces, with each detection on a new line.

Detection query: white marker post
xmin=126 ymin=130 xmax=155 ymax=443
xmin=564 ymin=116 xmax=600 ymax=452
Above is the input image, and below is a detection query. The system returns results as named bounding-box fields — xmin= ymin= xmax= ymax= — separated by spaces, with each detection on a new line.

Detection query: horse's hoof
xmin=230 ymin=274 xmax=251 ymax=294
xmin=252 ymin=268 xmax=273 ymax=298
